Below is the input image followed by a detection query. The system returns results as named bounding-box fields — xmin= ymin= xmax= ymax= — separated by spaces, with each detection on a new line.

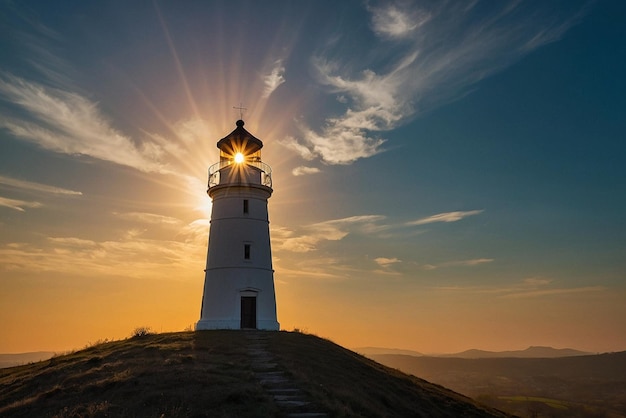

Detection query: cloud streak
xmin=0 ymin=175 xmax=82 ymax=195
xmin=292 ymin=166 xmax=320 ymax=176
xmin=262 ymin=60 xmax=286 ymax=98
xmin=407 ymin=210 xmax=484 ymax=226
xmin=0 ymin=226 xmax=207 ymax=279
xmin=273 ymin=215 xmax=386 ymax=253
xmin=288 ymin=120 xmax=385 ymax=165
xmin=273 ymin=209 xmax=485 ymax=255
xmin=436 ymin=277 xmax=605 ymax=299
xmin=374 ymin=257 xmax=401 ymax=267
xmin=369 ymin=3 xmax=431 ymax=39
xmin=0 ymin=197 xmax=42 ymax=212
xmin=0 ymin=73 xmax=167 ymax=174
xmin=422 ymin=258 xmax=494 ymax=270
xmin=113 ymin=211 xmax=183 ymax=226
xmin=500 ymin=286 xmax=606 ymax=299
xmin=287 ymin=1 xmax=586 ymax=165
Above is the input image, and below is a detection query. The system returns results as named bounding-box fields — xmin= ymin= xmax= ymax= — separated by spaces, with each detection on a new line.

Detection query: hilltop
xmin=0 ymin=330 xmax=511 ymax=417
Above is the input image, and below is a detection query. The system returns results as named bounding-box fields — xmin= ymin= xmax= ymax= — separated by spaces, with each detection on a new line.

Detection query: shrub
xmin=130 ymin=326 xmax=153 ymax=338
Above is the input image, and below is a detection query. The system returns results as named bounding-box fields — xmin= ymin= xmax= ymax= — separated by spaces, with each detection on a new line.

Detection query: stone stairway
xmin=245 ymin=332 xmax=328 ymax=417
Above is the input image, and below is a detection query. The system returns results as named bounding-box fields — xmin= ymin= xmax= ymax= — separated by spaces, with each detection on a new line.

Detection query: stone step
xmin=276 ymin=400 xmax=310 ymax=407
xmin=267 ymin=388 xmax=301 ymax=394
xmin=260 ymin=377 xmax=289 ymax=385
xmin=244 ymin=335 xmax=326 ymax=417
xmin=249 ymin=354 xmax=273 ymax=359
xmin=244 ymin=336 xmax=270 ymax=341
xmin=251 ymin=362 xmax=277 ymax=370
xmin=274 ymin=396 xmax=312 ymax=404
xmin=256 ymin=371 xmax=285 ymax=377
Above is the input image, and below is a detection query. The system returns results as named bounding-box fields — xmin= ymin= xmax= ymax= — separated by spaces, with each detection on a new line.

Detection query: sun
xmin=234 ymin=152 xmax=245 ymax=164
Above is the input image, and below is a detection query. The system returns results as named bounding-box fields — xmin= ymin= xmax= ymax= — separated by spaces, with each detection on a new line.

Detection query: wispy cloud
xmin=274 ymin=209 xmax=484 ymax=254
xmin=422 ymin=258 xmax=493 ymax=270
xmin=0 ymin=229 xmax=206 ymax=279
xmin=0 ymin=197 xmax=42 ymax=212
xmin=407 ymin=210 xmax=483 ymax=226
xmin=459 ymin=258 xmax=494 ymax=266
xmin=0 ymin=175 xmax=82 ymax=195
xmin=314 ymin=215 xmax=388 ymax=236
xmin=286 ymin=119 xmax=385 ymax=165
xmin=280 ymin=136 xmax=316 ymax=161
xmin=500 ymin=286 xmax=605 ymax=299
xmin=287 ymin=1 xmax=586 ymax=165
xmin=271 ymin=226 xmax=320 ymax=253
xmin=113 ymin=211 xmax=183 ymax=226
xmin=0 ymin=73 xmax=167 ymax=174
xmin=292 ymin=166 xmax=321 ymax=176
xmin=273 ymin=215 xmax=387 ymax=253
xmin=262 ymin=60 xmax=286 ymax=98
xmin=436 ymin=277 xmax=605 ymax=299
xmin=523 ymin=277 xmax=552 ymax=287
xmin=422 ymin=258 xmax=494 ymax=270
xmin=374 ymin=257 xmax=401 ymax=267
xmin=274 ymin=256 xmax=351 ymax=281
xmin=368 ymin=3 xmax=431 ymax=39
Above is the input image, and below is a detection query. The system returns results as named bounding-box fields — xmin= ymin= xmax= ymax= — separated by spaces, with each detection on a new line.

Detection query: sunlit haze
xmin=1 ymin=1 xmax=625 ymax=355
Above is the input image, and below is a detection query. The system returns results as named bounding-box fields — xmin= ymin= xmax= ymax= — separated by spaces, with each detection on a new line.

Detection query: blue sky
xmin=0 ymin=0 xmax=624 ymax=353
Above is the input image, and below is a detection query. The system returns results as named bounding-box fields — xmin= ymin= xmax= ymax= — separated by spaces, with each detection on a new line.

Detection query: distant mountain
xmin=354 ymin=346 xmax=424 ymax=356
xmin=0 ymin=351 xmax=55 ymax=368
xmin=440 ymin=346 xmax=592 ymax=358
xmin=354 ymin=345 xmax=591 ymax=359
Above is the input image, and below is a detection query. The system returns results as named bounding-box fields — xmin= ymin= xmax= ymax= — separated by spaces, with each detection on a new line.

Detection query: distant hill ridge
xmin=0 ymin=331 xmax=511 ymax=417
xmin=0 ymin=351 xmax=56 ymax=369
xmin=441 ymin=345 xmax=592 ymax=358
xmin=356 ymin=345 xmax=591 ymax=358
xmin=354 ymin=346 xmax=424 ymax=357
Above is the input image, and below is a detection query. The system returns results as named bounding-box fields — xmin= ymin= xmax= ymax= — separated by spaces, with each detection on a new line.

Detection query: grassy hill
xmin=0 ymin=330 xmax=512 ymax=417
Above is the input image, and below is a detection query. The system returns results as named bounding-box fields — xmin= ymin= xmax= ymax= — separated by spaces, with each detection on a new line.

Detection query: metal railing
xmin=208 ymin=160 xmax=273 ymax=188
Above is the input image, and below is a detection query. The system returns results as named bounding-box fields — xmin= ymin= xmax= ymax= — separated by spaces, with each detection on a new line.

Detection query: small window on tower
xmin=243 ymin=199 xmax=249 ymax=214
xmin=244 ymin=244 xmax=251 ymax=260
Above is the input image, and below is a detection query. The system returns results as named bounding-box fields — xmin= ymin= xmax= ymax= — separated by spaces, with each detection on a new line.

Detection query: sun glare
xmin=234 ymin=152 xmax=245 ymax=163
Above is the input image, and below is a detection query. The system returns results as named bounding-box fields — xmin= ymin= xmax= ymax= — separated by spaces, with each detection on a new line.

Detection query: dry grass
xmin=0 ymin=331 xmax=511 ymax=417
xmin=0 ymin=331 xmax=277 ymax=417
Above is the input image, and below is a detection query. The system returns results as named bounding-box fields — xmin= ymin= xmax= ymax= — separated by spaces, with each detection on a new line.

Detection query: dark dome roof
xmin=216 ymin=120 xmax=263 ymax=153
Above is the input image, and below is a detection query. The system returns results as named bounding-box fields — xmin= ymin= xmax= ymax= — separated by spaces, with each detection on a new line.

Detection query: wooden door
xmin=240 ymin=296 xmax=256 ymax=329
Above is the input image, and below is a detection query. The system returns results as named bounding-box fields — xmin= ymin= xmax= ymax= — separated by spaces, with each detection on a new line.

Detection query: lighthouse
xmin=196 ymin=120 xmax=279 ymax=330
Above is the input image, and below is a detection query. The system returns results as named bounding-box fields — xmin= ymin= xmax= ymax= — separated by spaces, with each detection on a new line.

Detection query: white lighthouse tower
xmin=196 ymin=120 xmax=279 ymax=330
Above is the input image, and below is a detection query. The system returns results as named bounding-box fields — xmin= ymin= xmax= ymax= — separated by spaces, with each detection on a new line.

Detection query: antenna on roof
xmin=233 ymin=103 xmax=247 ymax=120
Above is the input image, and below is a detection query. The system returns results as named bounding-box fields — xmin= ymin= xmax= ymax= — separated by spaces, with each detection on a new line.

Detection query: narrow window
xmin=244 ymin=244 xmax=251 ymax=260
xmin=243 ymin=199 xmax=249 ymax=214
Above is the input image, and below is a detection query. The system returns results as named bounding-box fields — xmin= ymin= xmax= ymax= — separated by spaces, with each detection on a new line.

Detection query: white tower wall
xmin=196 ymin=121 xmax=279 ymax=331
